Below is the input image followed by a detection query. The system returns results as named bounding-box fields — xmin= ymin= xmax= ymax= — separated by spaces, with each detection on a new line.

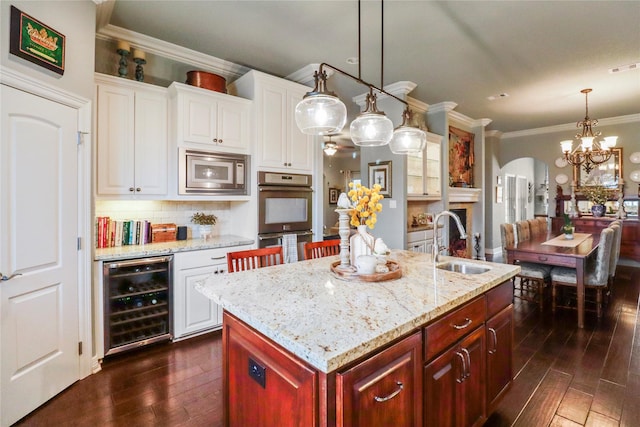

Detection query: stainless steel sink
xmin=436 ymin=262 xmax=490 ymax=275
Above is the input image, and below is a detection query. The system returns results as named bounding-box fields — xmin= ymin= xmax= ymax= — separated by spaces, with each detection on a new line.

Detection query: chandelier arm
xmin=318 ymin=62 xmax=410 ymax=109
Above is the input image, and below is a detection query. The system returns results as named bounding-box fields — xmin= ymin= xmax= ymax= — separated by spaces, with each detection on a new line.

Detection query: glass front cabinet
xmin=407 ymin=132 xmax=442 ymax=200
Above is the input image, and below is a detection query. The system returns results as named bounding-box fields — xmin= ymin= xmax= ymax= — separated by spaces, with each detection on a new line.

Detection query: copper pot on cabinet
xmin=185 ymin=71 xmax=226 ymax=93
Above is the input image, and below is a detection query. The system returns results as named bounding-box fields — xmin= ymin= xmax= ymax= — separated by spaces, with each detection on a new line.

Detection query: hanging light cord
xmin=381 ymin=0 xmax=384 ymax=88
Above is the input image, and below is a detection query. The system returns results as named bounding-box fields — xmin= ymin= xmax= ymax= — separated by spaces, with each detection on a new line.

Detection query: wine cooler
xmin=103 ymin=255 xmax=173 ymax=356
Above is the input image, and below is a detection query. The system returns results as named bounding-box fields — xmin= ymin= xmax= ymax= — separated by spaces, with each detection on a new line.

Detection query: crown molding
xmin=406 ymin=96 xmax=429 ymax=113
xmin=427 ymin=101 xmax=458 ymax=114
xmin=502 ymin=113 xmax=640 ymax=139
xmin=486 ymin=130 xmax=503 ymax=138
xmin=96 ymin=24 xmax=250 ymax=81
xmin=352 ymin=81 xmax=417 ymax=107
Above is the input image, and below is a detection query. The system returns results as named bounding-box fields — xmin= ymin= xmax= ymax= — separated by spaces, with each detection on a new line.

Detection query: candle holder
xmin=117 ymin=48 xmax=129 ymax=78
xmin=334 ymin=208 xmax=355 ymax=272
xmin=134 ymin=57 xmax=146 ymax=82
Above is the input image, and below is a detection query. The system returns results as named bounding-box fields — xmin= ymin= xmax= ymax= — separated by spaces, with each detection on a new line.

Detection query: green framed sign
xmin=9 ymin=6 xmax=65 ymax=75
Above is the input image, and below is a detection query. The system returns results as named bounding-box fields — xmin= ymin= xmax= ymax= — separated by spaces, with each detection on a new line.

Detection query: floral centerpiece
xmin=347 ymin=182 xmax=384 ymax=229
xmin=562 ymin=213 xmax=574 ymax=239
xmin=346 ymin=183 xmax=384 ymax=267
xmin=581 ymin=185 xmax=614 ymax=217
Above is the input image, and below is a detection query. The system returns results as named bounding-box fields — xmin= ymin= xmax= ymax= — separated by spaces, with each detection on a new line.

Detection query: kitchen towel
xmin=282 ymin=234 xmax=298 ymax=263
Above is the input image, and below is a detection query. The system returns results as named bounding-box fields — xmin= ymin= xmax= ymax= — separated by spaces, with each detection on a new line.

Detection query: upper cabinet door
xmin=286 ymin=87 xmax=313 ymax=172
xmin=96 ymin=76 xmax=168 ymax=197
xmin=173 ymin=83 xmax=251 ymax=153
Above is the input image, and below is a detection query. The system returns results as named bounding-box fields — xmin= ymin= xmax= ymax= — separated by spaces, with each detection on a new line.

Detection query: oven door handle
xmin=259 ymin=186 xmax=313 ymax=192
xmin=258 ymin=230 xmax=314 ymax=240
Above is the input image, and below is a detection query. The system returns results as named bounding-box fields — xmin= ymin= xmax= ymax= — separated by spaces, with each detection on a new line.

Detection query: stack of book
xmin=95 ymin=217 xmax=152 ymax=248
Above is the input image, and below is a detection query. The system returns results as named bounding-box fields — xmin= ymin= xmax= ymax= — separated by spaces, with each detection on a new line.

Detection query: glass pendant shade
xmin=389 ymin=126 xmax=426 ymax=154
xmin=295 ymin=94 xmax=347 ymax=135
xmin=323 ymin=142 xmax=337 ymax=156
xmin=581 ymin=137 xmax=594 ymax=151
xmin=602 ymin=136 xmax=617 ymax=148
xmin=350 ymin=113 xmax=394 ymax=146
xmin=560 ymin=140 xmax=573 ymax=153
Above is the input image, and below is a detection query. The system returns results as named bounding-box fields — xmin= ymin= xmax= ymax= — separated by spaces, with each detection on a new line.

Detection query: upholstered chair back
xmin=527 ymin=219 xmax=544 ymax=238
xmin=536 ymin=217 xmax=549 ymax=235
xmin=607 ymin=223 xmax=621 ymax=279
xmin=516 ymin=220 xmax=531 ymax=243
xmin=589 ymin=228 xmax=614 ymax=286
xmin=500 ymin=223 xmax=516 ymax=262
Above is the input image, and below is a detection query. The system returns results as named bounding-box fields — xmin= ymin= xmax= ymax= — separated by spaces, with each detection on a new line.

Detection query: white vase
xmin=350 ymin=225 xmax=374 ymax=267
xmin=199 ymin=224 xmax=213 ymax=240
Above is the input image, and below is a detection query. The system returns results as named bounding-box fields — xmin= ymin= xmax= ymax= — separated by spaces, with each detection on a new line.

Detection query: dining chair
xmin=550 ymin=227 xmax=614 ymax=318
xmin=227 ymin=246 xmax=284 ymax=273
xmin=500 ymin=223 xmax=550 ymax=310
xmin=536 ymin=217 xmax=549 ymax=235
xmin=304 ymin=240 xmax=341 ymax=260
xmin=527 ymin=218 xmax=544 ymax=238
xmin=607 ymin=223 xmax=621 ymax=287
xmin=515 ymin=220 xmax=531 ymax=242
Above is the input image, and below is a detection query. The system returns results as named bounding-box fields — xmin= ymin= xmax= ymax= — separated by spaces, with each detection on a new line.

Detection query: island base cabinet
xmin=336 ymin=332 xmax=422 ymax=427
xmin=223 ymin=312 xmax=317 ymax=427
xmin=424 ymin=327 xmax=486 ymax=427
xmin=486 ymin=305 xmax=514 ymax=413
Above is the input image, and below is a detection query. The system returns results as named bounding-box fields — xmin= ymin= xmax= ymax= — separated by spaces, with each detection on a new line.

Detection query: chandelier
xmin=294 ymin=0 xmax=426 ymax=154
xmin=560 ymin=88 xmax=617 ymax=174
xmin=323 ymin=135 xmax=338 ymax=156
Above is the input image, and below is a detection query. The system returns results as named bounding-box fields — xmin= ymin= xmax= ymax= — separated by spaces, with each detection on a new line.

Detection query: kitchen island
xmin=197 ymin=250 xmax=520 ymax=427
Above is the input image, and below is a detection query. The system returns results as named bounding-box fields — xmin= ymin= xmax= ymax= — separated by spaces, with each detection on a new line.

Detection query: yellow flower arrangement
xmin=347 ymin=182 xmax=384 ymax=229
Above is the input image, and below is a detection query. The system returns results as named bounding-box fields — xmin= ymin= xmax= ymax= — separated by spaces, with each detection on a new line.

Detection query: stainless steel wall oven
xmin=257 ymin=171 xmax=313 ymax=248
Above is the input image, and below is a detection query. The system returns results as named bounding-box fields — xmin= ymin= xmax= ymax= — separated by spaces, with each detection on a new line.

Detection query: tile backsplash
xmin=95 ymin=200 xmax=232 ymax=239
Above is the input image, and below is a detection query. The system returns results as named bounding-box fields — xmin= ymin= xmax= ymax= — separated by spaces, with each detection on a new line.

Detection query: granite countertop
xmin=94 ymin=234 xmax=254 ymax=261
xmin=196 ymin=250 xmax=520 ymax=373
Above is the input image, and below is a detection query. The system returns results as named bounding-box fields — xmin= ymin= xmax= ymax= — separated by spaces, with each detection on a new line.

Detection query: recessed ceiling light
xmin=346 ymin=57 xmax=359 ymax=65
xmin=609 ymin=63 xmax=639 ymax=73
xmin=487 ymin=93 xmax=509 ymax=101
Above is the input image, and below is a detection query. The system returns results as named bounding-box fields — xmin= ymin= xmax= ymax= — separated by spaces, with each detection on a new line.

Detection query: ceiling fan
xmin=323 ymin=134 xmax=358 ymax=157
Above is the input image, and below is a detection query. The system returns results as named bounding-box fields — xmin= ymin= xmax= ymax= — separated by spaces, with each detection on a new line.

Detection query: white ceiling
xmin=107 ymin=0 xmax=640 ymax=134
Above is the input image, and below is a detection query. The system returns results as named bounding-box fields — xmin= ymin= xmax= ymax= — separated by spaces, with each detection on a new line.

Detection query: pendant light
xmin=389 ymin=107 xmax=427 ymax=154
xmin=350 ymin=90 xmax=394 ymax=146
xmin=294 ymin=0 xmax=425 ymax=154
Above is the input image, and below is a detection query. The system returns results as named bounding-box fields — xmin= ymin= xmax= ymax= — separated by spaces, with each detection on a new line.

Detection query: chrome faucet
xmin=432 ymin=211 xmax=467 ymax=264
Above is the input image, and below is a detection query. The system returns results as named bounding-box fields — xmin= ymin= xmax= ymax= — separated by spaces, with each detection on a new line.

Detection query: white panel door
xmin=1 ymin=85 xmax=80 ymax=426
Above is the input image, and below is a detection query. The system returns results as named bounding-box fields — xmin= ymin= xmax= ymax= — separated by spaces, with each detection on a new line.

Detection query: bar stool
xmin=227 ymin=246 xmax=284 ymax=273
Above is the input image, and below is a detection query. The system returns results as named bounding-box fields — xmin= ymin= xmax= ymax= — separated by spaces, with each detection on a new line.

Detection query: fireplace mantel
xmin=448 ymin=187 xmax=482 ymax=202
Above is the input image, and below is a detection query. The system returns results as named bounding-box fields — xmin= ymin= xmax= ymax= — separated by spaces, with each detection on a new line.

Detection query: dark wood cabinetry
xmin=337 ymin=332 xmax=422 ymax=427
xmin=424 ymin=326 xmax=486 ymax=427
xmin=223 ymin=313 xmax=318 ymax=427
xmin=551 ymin=216 xmax=640 ymax=261
xmin=221 ymin=280 xmax=514 ymax=427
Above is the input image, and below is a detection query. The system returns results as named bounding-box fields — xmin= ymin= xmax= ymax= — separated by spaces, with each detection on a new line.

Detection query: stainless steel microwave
xmin=178 ymin=148 xmax=249 ymax=195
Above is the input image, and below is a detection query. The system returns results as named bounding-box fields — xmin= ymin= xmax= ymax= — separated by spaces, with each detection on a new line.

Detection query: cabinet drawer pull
xmin=211 ymin=256 xmax=226 ymax=260
xmin=461 ymin=348 xmax=471 ymax=379
xmin=455 ymin=352 xmax=466 ymax=383
xmin=451 ymin=318 xmax=472 ymax=330
xmin=488 ymin=327 xmax=497 ymax=354
xmin=538 ymin=256 xmax=548 ymax=262
xmin=373 ymin=381 xmax=404 ymax=402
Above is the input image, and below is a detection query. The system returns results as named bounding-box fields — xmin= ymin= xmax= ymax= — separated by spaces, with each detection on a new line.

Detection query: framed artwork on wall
xmin=9 ymin=6 xmax=66 ymax=75
xmin=368 ymin=161 xmax=392 ymax=197
xmin=328 ymin=188 xmax=339 ymax=205
xmin=449 ymin=126 xmax=474 ymax=187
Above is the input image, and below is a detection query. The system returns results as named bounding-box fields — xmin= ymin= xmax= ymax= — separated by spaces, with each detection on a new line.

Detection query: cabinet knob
xmin=129 ymin=187 xmax=135 ymax=192
xmin=212 ymin=138 xmax=218 ymax=143
xmin=218 ymin=139 xmax=223 ymax=144
xmin=136 ymin=188 xmax=141 ymax=192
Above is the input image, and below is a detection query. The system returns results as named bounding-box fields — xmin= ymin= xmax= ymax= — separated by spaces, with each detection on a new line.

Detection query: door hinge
xmin=77 ymin=237 xmax=82 ymax=250
xmin=77 ymin=131 xmax=89 ymax=145
xmin=78 ymin=341 xmax=83 ymax=355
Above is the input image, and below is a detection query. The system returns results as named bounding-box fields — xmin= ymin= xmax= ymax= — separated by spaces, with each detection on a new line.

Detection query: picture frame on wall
xmin=9 ymin=6 xmax=66 ymax=75
xmin=328 ymin=188 xmax=339 ymax=205
xmin=368 ymin=161 xmax=392 ymax=197
xmin=449 ymin=126 xmax=474 ymax=187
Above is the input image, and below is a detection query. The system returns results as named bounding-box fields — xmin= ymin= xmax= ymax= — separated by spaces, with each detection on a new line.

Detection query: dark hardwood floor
xmin=15 ymin=266 xmax=640 ymax=427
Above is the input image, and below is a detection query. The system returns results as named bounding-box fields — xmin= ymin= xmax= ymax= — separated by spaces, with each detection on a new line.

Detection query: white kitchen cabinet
xmin=169 ymin=82 xmax=251 ymax=153
xmin=173 ymin=245 xmax=252 ymax=339
xmin=96 ymin=74 xmax=168 ymax=197
xmin=406 ymin=132 xmax=442 ymax=200
xmin=230 ymin=70 xmax=314 ymax=173
xmin=407 ymin=228 xmax=442 ymax=254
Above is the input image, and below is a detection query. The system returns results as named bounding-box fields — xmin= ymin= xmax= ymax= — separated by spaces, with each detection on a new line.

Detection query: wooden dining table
xmin=505 ymin=232 xmax=600 ymax=328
